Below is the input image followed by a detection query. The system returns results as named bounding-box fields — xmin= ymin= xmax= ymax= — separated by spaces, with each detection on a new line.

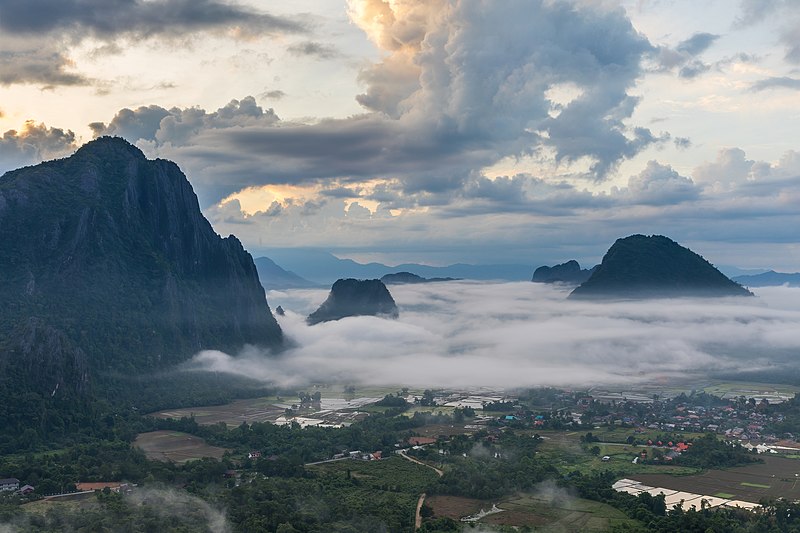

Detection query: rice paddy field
xmin=633 ymin=455 xmax=800 ymax=503
xmin=133 ymin=431 xmax=228 ymax=463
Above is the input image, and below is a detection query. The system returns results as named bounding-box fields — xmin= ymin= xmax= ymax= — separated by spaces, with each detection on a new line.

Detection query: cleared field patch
xmin=634 ymin=456 xmax=800 ymax=503
xmin=134 ymin=431 xmax=228 ymax=463
xmin=23 ymin=497 xmax=99 ymax=516
xmin=426 ymin=492 xmax=638 ymax=531
xmin=715 ymin=492 xmax=736 ymax=499
xmin=309 ymin=456 xmax=438 ymax=493
xmin=150 ymin=397 xmax=286 ymax=427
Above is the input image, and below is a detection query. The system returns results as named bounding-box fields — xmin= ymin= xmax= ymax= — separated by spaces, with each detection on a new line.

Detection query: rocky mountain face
xmin=307 ymin=279 xmax=399 ymax=325
xmin=531 ymin=260 xmax=598 ymax=284
xmin=0 ymin=137 xmax=282 ymax=397
xmin=569 ymin=235 xmax=753 ymax=299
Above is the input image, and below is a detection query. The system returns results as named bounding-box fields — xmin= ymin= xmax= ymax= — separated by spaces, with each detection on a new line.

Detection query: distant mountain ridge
xmin=260 ymin=248 xmax=533 ymax=284
xmin=532 ymin=260 xmax=598 ymax=284
xmin=0 ymin=137 xmax=283 ymax=398
xmin=734 ymin=271 xmax=800 ymax=287
xmin=307 ymin=279 xmax=399 ymax=325
xmin=381 ymin=272 xmax=457 ymax=284
xmin=570 ymin=234 xmax=752 ymax=299
xmin=254 ymin=256 xmax=318 ymax=290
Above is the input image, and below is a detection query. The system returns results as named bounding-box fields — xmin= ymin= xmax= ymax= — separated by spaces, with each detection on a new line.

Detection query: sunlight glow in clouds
xmin=187 ymin=282 xmax=800 ymax=389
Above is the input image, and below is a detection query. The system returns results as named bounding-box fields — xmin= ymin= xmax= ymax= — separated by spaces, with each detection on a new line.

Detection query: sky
xmin=1 ymin=0 xmax=799 ymax=270
xmin=190 ymin=282 xmax=800 ymax=389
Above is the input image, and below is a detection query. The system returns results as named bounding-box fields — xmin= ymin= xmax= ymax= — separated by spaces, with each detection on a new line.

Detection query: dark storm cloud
xmin=750 ymin=76 xmax=800 ymax=91
xmin=0 ymin=0 xmax=305 ymax=38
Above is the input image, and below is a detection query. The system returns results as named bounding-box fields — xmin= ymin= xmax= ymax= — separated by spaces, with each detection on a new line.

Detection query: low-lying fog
xmin=189 ymin=282 xmax=800 ymax=388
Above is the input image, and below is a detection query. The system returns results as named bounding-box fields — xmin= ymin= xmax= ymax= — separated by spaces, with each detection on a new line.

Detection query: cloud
xmin=0 ymin=45 xmax=90 ymax=87
xmin=735 ymin=0 xmax=784 ymax=27
xmin=187 ymin=282 xmax=800 ymax=388
xmin=651 ymin=32 xmax=754 ymax=80
xmin=735 ymin=1 xmax=800 ymax=64
xmin=287 ymin=41 xmax=339 ymax=59
xmin=260 ymin=89 xmax=287 ymax=100
xmin=623 ymin=160 xmax=699 ymax=205
xmin=676 ymin=33 xmax=719 ymax=56
xmin=751 ymin=76 xmax=800 ymax=91
xmin=0 ymin=121 xmax=78 ymax=174
xmin=0 ymin=1 xmax=305 ymax=88
xmin=79 ymin=0 xmax=663 ymax=206
xmin=694 ymin=147 xmax=770 ymax=186
xmin=0 ymin=0 xmax=305 ymax=39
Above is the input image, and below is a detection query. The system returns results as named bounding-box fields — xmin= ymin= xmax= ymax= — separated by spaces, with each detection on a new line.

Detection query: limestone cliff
xmin=0 ymin=137 xmax=282 ymax=396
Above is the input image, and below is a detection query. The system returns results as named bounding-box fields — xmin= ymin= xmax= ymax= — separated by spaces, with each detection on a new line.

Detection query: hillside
xmin=570 ymin=235 xmax=753 ymax=299
xmin=532 ymin=260 xmax=598 ymax=284
xmin=307 ymin=279 xmax=399 ymax=325
xmin=0 ymin=137 xmax=283 ymax=400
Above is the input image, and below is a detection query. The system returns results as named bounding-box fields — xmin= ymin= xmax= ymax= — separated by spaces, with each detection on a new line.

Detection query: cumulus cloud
xmin=0 ymin=121 xmax=78 ymax=174
xmin=187 ymin=282 xmax=800 ymax=388
xmin=623 ymin=160 xmax=699 ymax=205
xmin=81 ymin=0 xmax=666 ymax=206
xmin=694 ymin=148 xmax=764 ymax=186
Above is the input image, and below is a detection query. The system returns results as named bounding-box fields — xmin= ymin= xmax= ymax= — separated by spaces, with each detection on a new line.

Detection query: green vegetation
xmin=740 ymin=482 xmax=771 ymax=489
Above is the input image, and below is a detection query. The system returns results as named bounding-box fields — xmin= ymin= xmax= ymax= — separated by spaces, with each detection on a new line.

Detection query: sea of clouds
xmin=188 ymin=281 xmax=800 ymax=388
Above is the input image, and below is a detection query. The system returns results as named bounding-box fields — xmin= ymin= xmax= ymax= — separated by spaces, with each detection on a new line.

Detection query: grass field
xmin=133 ymin=431 xmax=228 ymax=463
xmin=22 ymin=497 xmax=99 ymax=516
xmin=426 ymin=491 xmax=640 ymax=531
xmin=309 ymin=456 xmax=439 ymax=493
xmin=534 ymin=431 xmax=701 ymax=477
